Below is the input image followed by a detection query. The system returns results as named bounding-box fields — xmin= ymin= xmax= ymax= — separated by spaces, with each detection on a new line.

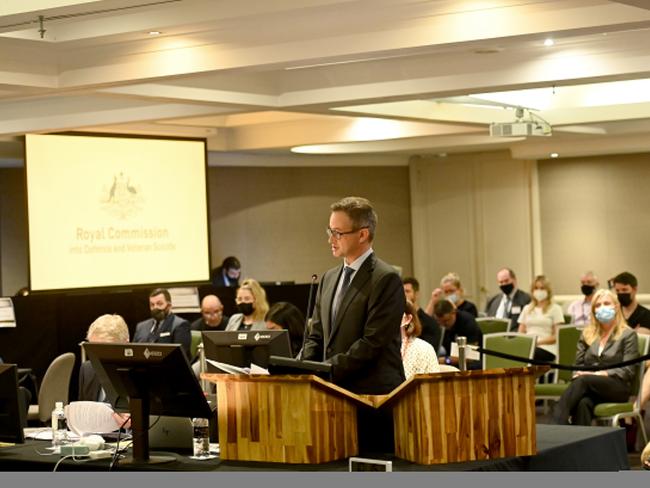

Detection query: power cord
xmin=109 ymin=414 xmax=134 ymax=471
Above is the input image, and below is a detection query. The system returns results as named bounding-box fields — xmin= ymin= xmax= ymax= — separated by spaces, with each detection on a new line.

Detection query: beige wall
xmin=538 ymin=153 xmax=650 ymax=294
xmin=0 ymin=165 xmax=413 ymax=293
xmin=207 ymin=166 xmax=413 ymax=283
xmin=0 ymin=169 xmax=28 ymax=295
xmin=409 ymin=151 xmax=536 ymax=310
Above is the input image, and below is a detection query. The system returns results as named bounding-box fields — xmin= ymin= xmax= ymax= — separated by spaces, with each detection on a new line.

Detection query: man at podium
xmin=302 ymin=196 xmax=405 ymax=395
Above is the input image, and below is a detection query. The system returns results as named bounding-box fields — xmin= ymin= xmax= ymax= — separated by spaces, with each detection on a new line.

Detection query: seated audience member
xmin=265 ymin=302 xmax=305 ymax=357
xmin=79 ymin=314 xmax=130 ymax=402
xmin=191 ymin=295 xmax=229 ymax=331
xmin=133 ymin=288 xmax=191 ymax=359
xmin=553 ymin=289 xmax=638 ymax=426
xmin=433 ymin=299 xmax=482 ymax=369
xmin=518 ymin=275 xmax=564 ymax=362
xmin=485 ymin=267 xmax=531 ymax=331
xmin=211 ymin=256 xmax=241 ymax=288
xmin=611 ymin=271 xmax=650 ymax=334
xmin=225 ymin=278 xmax=269 ymax=332
xmin=78 ymin=314 xmax=131 ymax=428
xmin=401 ymin=300 xmax=439 ymax=380
xmin=403 ymin=277 xmax=442 ymax=352
xmin=567 ymin=271 xmax=599 ymax=325
xmin=425 ymin=272 xmax=478 ymax=318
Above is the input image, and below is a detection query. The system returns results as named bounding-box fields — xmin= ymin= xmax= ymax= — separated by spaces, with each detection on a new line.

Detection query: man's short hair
xmin=330 ymin=196 xmax=377 ymax=241
xmin=498 ymin=267 xmax=517 ymax=280
xmin=222 ymin=256 xmax=241 ymax=270
xmin=433 ymin=299 xmax=455 ymax=317
xmin=149 ymin=288 xmax=171 ymax=302
xmin=402 ymin=277 xmax=420 ymax=292
xmin=612 ymin=271 xmax=638 ymax=288
xmin=86 ymin=314 xmax=129 ymax=343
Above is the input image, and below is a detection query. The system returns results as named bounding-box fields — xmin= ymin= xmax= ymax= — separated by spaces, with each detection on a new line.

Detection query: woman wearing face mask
xmin=401 ymin=300 xmax=440 ymax=380
xmin=553 ymin=289 xmax=639 ymax=425
xmin=517 ymin=275 xmax=564 ymax=362
xmin=225 ymin=278 xmax=269 ymax=332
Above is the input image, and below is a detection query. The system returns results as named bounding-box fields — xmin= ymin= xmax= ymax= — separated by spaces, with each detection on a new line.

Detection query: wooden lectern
xmin=202 ymin=373 xmax=373 ymax=464
xmin=375 ymin=367 xmax=543 ymax=465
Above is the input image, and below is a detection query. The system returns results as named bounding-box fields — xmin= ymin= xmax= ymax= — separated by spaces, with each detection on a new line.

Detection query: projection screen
xmin=25 ymin=133 xmax=210 ymax=292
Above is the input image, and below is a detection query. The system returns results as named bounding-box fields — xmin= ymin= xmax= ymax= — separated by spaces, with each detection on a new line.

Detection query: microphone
xmin=298 ymin=274 xmax=318 ymax=360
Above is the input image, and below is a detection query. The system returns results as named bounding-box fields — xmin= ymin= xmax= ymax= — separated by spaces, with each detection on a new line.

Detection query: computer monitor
xmin=84 ymin=343 xmax=212 ymax=465
xmin=201 ymin=330 xmax=292 ymax=369
xmin=0 ymin=364 xmax=25 ymax=444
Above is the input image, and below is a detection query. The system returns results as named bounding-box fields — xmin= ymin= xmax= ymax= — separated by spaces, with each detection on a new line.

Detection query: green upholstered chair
xmin=482 ymin=332 xmax=536 ymax=370
xmin=593 ymin=333 xmax=649 ymax=447
xmin=190 ymin=330 xmax=202 ymax=360
xmin=535 ymin=324 xmax=584 ymax=412
xmin=476 ymin=318 xmax=510 ymax=336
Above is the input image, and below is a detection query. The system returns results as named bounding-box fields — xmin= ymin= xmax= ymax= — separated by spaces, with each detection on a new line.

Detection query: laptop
xmin=148 ymin=416 xmax=193 ymax=451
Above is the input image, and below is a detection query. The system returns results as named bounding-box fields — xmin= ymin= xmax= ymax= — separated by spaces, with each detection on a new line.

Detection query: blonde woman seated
xmin=553 ymin=289 xmax=638 ymax=425
xmin=401 ymin=300 xmax=440 ymax=380
xmin=518 ymin=275 xmax=564 ymax=362
xmin=225 ymin=278 xmax=269 ymax=332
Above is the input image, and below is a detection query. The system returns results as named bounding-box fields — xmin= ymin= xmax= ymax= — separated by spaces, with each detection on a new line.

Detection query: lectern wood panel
xmin=204 ymin=374 xmax=367 ymax=464
xmin=386 ymin=368 xmax=538 ymax=465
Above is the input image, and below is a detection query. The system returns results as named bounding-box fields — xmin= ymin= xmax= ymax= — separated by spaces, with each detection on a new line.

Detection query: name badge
xmin=511 ymin=306 xmax=521 ymax=314
xmin=159 ymin=331 xmax=171 ymax=337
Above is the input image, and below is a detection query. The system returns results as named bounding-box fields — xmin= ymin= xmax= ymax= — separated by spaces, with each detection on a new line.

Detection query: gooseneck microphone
xmin=298 ymin=274 xmax=318 ymax=360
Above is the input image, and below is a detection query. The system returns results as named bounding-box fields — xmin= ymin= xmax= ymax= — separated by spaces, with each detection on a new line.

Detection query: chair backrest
xmin=563 ymin=314 xmax=573 ymax=325
xmin=482 ymin=332 xmax=536 ymax=370
xmin=37 ymin=352 xmax=76 ymax=423
xmin=556 ymin=325 xmax=584 ymax=383
xmin=633 ymin=334 xmax=650 ymax=406
xmin=190 ymin=330 xmax=202 ymax=359
xmin=476 ymin=318 xmax=510 ymax=336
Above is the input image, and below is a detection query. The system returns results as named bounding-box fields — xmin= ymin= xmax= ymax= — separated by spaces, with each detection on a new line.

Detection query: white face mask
xmin=446 ymin=293 xmax=459 ymax=304
xmin=533 ymin=289 xmax=548 ymax=301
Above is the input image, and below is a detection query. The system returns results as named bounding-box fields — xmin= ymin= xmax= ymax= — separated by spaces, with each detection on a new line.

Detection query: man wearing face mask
xmin=567 ymin=272 xmax=599 ymax=325
xmin=611 ymin=272 xmax=650 ymax=334
xmin=133 ymin=288 xmax=192 ymax=359
xmin=485 ymin=267 xmax=531 ymax=332
xmin=210 ymin=256 xmax=241 ymax=288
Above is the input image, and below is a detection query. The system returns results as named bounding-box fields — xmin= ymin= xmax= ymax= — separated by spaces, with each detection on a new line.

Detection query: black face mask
xmin=617 ymin=293 xmax=633 ymax=307
xmin=151 ymin=308 xmax=167 ymax=322
xmin=237 ymin=302 xmax=255 ymax=316
xmin=500 ymin=283 xmax=514 ymax=296
xmin=581 ymin=284 xmax=595 ymax=296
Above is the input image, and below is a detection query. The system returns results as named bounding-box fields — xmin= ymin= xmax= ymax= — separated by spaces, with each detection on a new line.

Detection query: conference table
xmin=0 ymin=425 xmax=629 ymax=472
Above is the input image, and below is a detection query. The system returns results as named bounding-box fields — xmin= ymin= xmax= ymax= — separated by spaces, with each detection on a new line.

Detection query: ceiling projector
xmin=489 ymin=120 xmax=552 ymax=137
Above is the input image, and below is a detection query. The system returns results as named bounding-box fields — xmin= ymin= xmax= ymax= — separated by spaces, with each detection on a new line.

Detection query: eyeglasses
xmin=326 ymin=227 xmax=368 ymax=240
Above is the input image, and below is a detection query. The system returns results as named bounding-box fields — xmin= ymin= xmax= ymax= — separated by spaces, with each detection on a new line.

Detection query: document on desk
xmin=24 ymin=428 xmax=80 ymax=441
xmin=65 ymin=401 xmax=121 ymax=436
xmin=206 ymin=359 xmax=269 ymax=375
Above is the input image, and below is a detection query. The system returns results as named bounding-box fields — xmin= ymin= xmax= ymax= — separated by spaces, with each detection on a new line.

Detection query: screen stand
xmin=118 ymin=383 xmax=174 ymax=465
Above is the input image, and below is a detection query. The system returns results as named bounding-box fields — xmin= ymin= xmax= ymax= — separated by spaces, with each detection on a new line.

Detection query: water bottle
xmin=51 ymin=401 xmax=69 ymax=447
xmin=192 ymin=417 xmax=210 ymax=457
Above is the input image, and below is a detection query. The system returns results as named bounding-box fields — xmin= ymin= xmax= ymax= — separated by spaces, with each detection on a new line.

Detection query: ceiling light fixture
xmin=550 ymin=152 xmax=559 ymax=158
xmin=148 ymin=31 xmax=161 ymax=36
xmin=544 ymin=38 xmax=554 ymax=47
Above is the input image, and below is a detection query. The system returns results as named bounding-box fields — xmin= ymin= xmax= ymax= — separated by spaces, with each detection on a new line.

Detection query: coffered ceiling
xmin=2 ymin=0 xmax=650 ymax=164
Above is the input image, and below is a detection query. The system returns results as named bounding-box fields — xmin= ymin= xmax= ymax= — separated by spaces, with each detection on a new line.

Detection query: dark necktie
xmin=333 ymin=266 xmax=354 ymax=323
xmin=150 ymin=320 xmax=160 ymax=341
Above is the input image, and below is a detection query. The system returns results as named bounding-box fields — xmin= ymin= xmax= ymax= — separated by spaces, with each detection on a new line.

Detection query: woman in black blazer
xmin=553 ymin=288 xmax=639 ymax=425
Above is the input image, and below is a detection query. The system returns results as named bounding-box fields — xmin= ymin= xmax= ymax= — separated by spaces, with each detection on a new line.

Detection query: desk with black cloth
xmin=0 ymin=425 xmax=629 ymax=472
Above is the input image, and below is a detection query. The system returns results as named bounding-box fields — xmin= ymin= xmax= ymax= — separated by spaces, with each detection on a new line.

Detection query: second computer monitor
xmin=201 ymin=330 xmax=292 ymax=369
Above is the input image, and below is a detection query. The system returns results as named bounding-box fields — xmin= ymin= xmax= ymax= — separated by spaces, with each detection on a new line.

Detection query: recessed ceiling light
xmin=550 ymin=152 xmax=559 ymax=158
xmin=544 ymin=38 xmax=554 ymax=47
xmin=148 ymin=31 xmax=161 ymax=36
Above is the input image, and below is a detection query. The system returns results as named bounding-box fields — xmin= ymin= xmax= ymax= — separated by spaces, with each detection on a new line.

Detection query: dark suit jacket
xmin=210 ymin=266 xmax=239 ymax=288
xmin=485 ymin=289 xmax=531 ymax=332
xmin=575 ymin=327 xmax=639 ymax=393
xmin=78 ymin=360 xmax=102 ymax=402
xmin=133 ymin=313 xmax=191 ymax=359
xmin=302 ymin=253 xmax=406 ymax=395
